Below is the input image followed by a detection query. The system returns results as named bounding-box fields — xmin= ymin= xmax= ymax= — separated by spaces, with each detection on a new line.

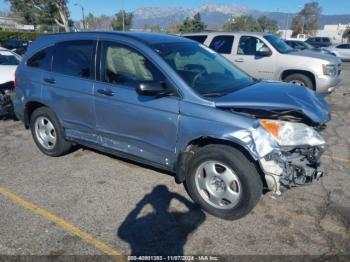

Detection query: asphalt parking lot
xmin=0 ymin=65 xmax=349 ymax=260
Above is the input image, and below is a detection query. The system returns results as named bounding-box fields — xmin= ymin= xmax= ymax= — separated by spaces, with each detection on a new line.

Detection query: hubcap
xmin=289 ymin=80 xmax=305 ymax=86
xmin=34 ymin=116 xmax=57 ymax=150
xmin=195 ymin=161 xmax=241 ymax=209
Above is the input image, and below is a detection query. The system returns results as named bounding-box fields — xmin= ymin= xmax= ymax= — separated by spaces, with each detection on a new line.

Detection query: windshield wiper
xmin=202 ymin=91 xmax=233 ymax=97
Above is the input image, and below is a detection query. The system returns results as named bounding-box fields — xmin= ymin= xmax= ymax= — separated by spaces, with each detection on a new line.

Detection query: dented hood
xmin=213 ymin=81 xmax=330 ymax=125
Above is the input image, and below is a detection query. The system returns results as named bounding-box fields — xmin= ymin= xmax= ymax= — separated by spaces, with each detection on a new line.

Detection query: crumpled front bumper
xmin=230 ymin=123 xmax=326 ymax=195
xmin=0 ymin=90 xmax=15 ymax=117
xmin=259 ymin=145 xmax=325 ymax=194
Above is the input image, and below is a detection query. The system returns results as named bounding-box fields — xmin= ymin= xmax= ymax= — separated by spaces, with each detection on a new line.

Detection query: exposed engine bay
xmin=260 ymin=146 xmax=324 ymax=194
xmin=0 ymin=81 xmax=15 ymax=118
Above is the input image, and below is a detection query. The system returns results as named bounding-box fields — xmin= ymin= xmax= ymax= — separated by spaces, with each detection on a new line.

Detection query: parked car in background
xmin=286 ymin=33 xmax=310 ymax=41
xmin=183 ymin=32 xmax=342 ymax=93
xmin=327 ymin=44 xmax=350 ymax=61
xmin=285 ymin=40 xmax=336 ymax=56
xmin=14 ymin=32 xmax=329 ymax=220
xmin=2 ymin=40 xmax=31 ymax=56
xmin=305 ymin=37 xmax=332 ymax=48
xmin=0 ymin=47 xmax=21 ymax=84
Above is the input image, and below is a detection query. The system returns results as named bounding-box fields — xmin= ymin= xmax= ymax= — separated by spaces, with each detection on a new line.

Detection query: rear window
xmin=209 ymin=35 xmax=234 ymax=54
xmin=52 ymin=40 xmax=95 ymax=79
xmin=322 ymin=37 xmax=330 ymax=42
xmin=27 ymin=46 xmax=53 ymax=70
xmin=183 ymin=35 xmax=208 ymax=44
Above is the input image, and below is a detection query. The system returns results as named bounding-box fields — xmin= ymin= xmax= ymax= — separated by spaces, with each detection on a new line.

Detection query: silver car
xmin=183 ymin=32 xmax=342 ymax=94
xmin=327 ymin=44 xmax=350 ymax=61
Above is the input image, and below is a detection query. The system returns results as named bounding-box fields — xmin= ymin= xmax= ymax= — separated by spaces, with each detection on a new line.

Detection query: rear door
xmin=94 ymin=40 xmax=179 ymax=166
xmin=232 ymin=35 xmax=275 ymax=79
xmin=42 ymin=40 xmax=98 ymax=143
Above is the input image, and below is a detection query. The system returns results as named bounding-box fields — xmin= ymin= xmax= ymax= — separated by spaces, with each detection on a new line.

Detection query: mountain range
xmin=132 ymin=3 xmax=350 ymax=30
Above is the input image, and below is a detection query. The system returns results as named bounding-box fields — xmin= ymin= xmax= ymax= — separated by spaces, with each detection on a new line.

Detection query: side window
xmin=295 ymin=42 xmax=306 ymax=50
xmin=336 ymin=44 xmax=349 ymax=49
xmin=184 ymin=35 xmax=208 ymax=44
xmin=52 ymin=40 xmax=95 ymax=79
xmin=209 ymin=35 xmax=234 ymax=54
xmin=27 ymin=46 xmax=53 ymax=70
xmin=237 ymin=36 xmax=268 ymax=55
xmin=286 ymin=42 xmax=295 ymax=48
xmin=101 ymin=41 xmax=165 ymax=88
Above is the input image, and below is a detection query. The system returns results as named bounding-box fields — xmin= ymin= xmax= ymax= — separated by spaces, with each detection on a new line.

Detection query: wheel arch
xmin=175 ymin=136 xmax=265 ymax=185
xmin=24 ymin=101 xmax=51 ymax=129
xmin=280 ymin=69 xmax=316 ymax=90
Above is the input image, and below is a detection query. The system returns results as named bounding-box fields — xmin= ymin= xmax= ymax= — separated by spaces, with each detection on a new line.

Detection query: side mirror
xmin=137 ymin=81 xmax=172 ymax=96
xmin=256 ymin=46 xmax=272 ymax=57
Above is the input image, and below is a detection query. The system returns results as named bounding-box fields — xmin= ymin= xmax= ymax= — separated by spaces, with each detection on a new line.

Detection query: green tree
xmin=291 ymin=16 xmax=304 ymax=37
xmin=257 ymin=16 xmax=278 ymax=33
xmin=111 ymin=10 xmax=133 ymax=31
xmin=179 ymin=12 xmax=206 ymax=33
xmin=6 ymin=0 xmax=70 ymax=32
xmin=292 ymin=1 xmax=321 ymax=36
xmin=223 ymin=16 xmax=261 ymax=32
xmin=85 ymin=13 xmax=111 ymax=30
xmin=343 ymin=26 xmax=350 ymax=43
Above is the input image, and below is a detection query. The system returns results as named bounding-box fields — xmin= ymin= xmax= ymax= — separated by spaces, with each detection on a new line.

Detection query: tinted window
xmin=336 ymin=44 xmax=350 ymax=49
xmin=52 ymin=40 xmax=95 ymax=78
xmin=238 ymin=36 xmax=270 ymax=55
xmin=101 ymin=41 xmax=165 ymax=88
xmin=184 ymin=35 xmax=208 ymax=44
xmin=209 ymin=35 xmax=234 ymax=54
xmin=27 ymin=46 xmax=53 ymax=70
xmin=322 ymin=37 xmax=330 ymax=43
xmin=0 ymin=50 xmax=20 ymax=65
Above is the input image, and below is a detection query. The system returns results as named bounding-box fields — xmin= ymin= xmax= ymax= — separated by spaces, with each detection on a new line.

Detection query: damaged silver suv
xmin=14 ymin=32 xmax=329 ymax=220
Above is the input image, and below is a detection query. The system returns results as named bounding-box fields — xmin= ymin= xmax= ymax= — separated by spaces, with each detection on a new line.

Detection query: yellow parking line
xmin=323 ymin=155 xmax=350 ymax=164
xmin=0 ymin=187 xmax=126 ymax=262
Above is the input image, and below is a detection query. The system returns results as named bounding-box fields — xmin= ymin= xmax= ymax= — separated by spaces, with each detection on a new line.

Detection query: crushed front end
xmin=260 ymin=145 xmax=325 ymax=194
xmin=230 ymin=117 xmax=327 ymax=195
xmin=0 ymin=81 xmax=15 ymax=118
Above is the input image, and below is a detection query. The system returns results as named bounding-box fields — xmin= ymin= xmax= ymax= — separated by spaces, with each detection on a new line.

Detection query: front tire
xmin=30 ymin=107 xmax=72 ymax=157
xmin=284 ymin=73 xmax=314 ymax=90
xmin=184 ymin=145 xmax=263 ymax=220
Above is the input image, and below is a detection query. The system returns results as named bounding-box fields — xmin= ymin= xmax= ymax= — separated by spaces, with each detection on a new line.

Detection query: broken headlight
xmin=259 ymin=119 xmax=325 ymax=147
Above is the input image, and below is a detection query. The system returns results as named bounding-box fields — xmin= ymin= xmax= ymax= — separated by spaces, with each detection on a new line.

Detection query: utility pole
xmin=74 ymin=3 xmax=86 ymax=30
xmin=121 ymin=0 xmax=125 ymax=31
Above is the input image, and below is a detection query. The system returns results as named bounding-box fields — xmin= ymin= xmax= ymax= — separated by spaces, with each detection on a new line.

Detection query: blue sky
xmin=1 ymin=0 xmax=349 ymax=20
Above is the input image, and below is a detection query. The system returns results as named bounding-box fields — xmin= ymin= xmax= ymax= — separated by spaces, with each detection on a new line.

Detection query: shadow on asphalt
xmin=117 ymin=185 xmax=206 ymax=256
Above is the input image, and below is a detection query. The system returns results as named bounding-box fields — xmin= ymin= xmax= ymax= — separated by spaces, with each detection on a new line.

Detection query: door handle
xmin=97 ymin=89 xmax=115 ymax=96
xmin=234 ymin=58 xmax=244 ymax=63
xmin=43 ymin=77 xmax=56 ymax=84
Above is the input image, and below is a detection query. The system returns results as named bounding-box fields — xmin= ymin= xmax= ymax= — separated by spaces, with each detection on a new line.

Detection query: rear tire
xmin=184 ymin=144 xmax=262 ymax=220
xmin=30 ymin=107 xmax=72 ymax=157
xmin=284 ymin=73 xmax=314 ymax=90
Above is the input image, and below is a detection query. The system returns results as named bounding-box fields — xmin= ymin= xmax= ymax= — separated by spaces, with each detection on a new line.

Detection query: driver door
xmin=94 ymin=41 xmax=179 ymax=166
xmin=232 ymin=35 xmax=275 ymax=80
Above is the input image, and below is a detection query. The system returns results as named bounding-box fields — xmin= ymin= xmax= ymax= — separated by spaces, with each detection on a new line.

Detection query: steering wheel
xmin=191 ymin=70 xmax=208 ymax=88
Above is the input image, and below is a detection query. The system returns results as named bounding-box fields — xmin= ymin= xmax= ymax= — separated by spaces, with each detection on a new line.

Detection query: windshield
xmin=153 ymin=42 xmax=254 ymax=97
xmin=264 ymin=35 xmax=295 ymax=54
xmin=0 ymin=50 xmax=20 ymax=65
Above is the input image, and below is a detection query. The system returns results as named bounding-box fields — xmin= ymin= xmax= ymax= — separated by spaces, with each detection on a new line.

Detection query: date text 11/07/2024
xmin=127 ymin=255 xmax=219 ymax=261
